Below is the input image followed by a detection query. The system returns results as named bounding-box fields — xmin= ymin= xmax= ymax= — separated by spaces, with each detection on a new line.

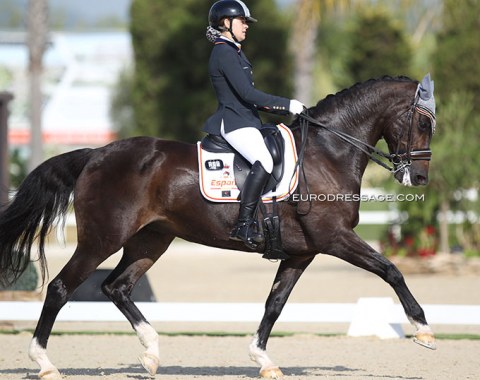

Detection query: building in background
xmin=0 ymin=30 xmax=132 ymax=151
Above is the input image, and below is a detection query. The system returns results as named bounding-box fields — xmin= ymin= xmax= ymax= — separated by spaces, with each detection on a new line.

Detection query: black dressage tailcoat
xmin=203 ymin=37 xmax=290 ymax=136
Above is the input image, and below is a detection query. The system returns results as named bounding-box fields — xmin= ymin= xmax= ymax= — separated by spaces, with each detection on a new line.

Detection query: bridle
xmin=295 ymin=91 xmax=436 ymax=175
xmin=388 ymin=93 xmax=436 ymax=175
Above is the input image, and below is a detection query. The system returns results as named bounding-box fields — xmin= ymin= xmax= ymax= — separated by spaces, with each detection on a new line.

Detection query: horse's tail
xmin=0 ymin=148 xmax=93 ymax=287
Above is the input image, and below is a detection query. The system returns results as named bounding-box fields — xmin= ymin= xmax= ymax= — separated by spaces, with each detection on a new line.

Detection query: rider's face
xmin=224 ymin=17 xmax=249 ymax=42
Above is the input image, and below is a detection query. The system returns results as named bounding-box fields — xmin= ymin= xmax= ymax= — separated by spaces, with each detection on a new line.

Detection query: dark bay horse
xmin=0 ymin=76 xmax=436 ymax=380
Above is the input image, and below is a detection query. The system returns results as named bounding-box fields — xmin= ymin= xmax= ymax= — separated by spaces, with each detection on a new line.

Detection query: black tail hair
xmin=0 ymin=148 xmax=93 ymax=287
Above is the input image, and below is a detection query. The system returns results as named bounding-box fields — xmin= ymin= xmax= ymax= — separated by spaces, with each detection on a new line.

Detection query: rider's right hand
xmin=289 ymin=99 xmax=305 ymax=115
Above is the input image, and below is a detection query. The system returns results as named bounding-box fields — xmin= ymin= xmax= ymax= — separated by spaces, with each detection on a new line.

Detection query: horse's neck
xmin=314 ymin=128 xmax=371 ymax=185
xmin=296 ymin=80 xmax=416 ymax=191
xmin=308 ymin=106 xmax=382 ymax=173
xmin=300 ymin=86 xmax=401 ymax=188
xmin=337 ymin=80 xmax=413 ymax=138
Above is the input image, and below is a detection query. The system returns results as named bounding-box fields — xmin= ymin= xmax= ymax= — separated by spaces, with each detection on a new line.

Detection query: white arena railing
xmin=1 ymin=298 xmax=479 ymax=339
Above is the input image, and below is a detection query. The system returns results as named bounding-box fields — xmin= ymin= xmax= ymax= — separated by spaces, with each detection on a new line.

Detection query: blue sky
xmin=1 ymin=0 xmax=292 ymax=29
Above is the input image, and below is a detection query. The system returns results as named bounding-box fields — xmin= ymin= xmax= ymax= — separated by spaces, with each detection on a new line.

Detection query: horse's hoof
xmin=260 ymin=366 xmax=284 ymax=379
xmin=38 ymin=368 xmax=62 ymax=380
xmin=413 ymin=332 xmax=437 ymax=350
xmin=138 ymin=352 xmax=160 ymax=376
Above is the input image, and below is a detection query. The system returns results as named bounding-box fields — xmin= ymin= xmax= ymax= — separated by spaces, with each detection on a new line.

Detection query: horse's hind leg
xmin=250 ymin=256 xmax=314 ymax=379
xmin=101 ymin=228 xmax=174 ymax=376
xmin=29 ymin=243 xmax=112 ymax=379
xmin=326 ymin=229 xmax=435 ymax=349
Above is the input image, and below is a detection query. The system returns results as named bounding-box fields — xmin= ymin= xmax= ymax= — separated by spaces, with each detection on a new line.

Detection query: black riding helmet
xmin=209 ymin=0 xmax=257 ymax=33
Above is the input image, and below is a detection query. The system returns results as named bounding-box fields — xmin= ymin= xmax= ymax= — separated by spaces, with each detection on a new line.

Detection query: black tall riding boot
xmin=230 ymin=161 xmax=269 ymax=249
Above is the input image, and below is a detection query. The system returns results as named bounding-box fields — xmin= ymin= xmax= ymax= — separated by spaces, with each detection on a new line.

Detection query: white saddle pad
xmin=197 ymin=123 xmax=298 ymax=203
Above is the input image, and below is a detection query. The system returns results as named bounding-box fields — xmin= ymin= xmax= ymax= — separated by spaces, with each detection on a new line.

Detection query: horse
xmin=0 ymin=75 xmax=437 ymax=380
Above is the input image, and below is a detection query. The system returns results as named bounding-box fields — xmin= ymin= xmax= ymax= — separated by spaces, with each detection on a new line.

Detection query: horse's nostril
xmin=416 ymin=174 xmax=428 ymax=185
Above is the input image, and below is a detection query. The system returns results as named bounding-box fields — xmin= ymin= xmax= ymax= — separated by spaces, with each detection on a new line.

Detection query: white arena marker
xmin=347 ymin=297 xmax=405 ymax=339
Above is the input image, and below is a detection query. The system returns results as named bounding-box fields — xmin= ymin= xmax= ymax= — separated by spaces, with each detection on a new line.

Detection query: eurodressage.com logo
xmin=289 ymin=193 xmax=425 ymax=202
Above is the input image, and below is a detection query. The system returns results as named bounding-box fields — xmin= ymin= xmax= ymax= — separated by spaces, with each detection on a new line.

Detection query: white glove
xmin=289 ymin=99 xmax=305 ymax=115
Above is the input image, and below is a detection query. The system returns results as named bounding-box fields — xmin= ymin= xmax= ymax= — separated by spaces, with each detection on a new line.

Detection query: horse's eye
xmin=419 ymin=120 xmax=430 ymax=131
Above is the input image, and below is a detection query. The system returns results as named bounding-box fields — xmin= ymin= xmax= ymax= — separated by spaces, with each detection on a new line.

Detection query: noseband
xmin=296 ymin=92 xmax=435 ymax=175
xmin=388 ymin=94 xmax=435 ymax=174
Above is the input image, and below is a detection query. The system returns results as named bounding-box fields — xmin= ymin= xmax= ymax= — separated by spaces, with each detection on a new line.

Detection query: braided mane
xmin=297 ymin=75 xmax=417 ymax=123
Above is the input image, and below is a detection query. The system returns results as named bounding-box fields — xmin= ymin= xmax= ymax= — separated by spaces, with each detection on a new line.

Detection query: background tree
xmin=27 ymin=0 xmax=48 ymax=172
xmin=428 ymin=0 xmax=480 ymax=253
xmin=343 ymin=6 xmax=413 ymax=85
xmin=433 ymin=0 xmax=480 ymax=111
xmin=110 ymin=67 xmax=136 ymax=139
xmin=290 ymin=0 xmax=351 ymax=104
xmin=291 ymin=1 xmax=428 ymax=103
xmin=129 ymin=0 xmax=292 ymax=143
xmin=428 ymin=93 xmax=480 ymax=253
xmin=382 ymin=0 xmax=480 ymax=255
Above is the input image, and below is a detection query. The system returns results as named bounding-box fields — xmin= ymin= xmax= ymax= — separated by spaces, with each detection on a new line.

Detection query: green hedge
xmin=0 ymin=262 xmax=39 ymax=291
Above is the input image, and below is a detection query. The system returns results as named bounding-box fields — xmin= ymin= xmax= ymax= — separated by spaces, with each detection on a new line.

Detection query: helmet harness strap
xmin=227 ymin=17 xmax=239 ymax=44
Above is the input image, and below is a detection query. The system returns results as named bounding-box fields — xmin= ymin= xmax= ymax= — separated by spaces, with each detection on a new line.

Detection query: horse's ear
xmin=415 ymin=73 xmax=437 ymax=133
xmin=418 ymin=73 xmax=434 ymax=101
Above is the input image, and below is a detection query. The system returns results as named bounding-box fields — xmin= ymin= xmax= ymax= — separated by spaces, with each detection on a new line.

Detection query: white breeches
xmin=221 ymin=122 xmax=273 ymax=174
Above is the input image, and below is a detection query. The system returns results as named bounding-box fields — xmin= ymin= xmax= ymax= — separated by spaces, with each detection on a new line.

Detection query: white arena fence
xmin=1 ymin=298 xmax=479 ymax=339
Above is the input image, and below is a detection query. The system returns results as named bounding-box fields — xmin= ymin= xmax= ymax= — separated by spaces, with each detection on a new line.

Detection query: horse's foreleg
xmin=250 ymin=256 xmax=314 ymax=379
xmin=326 ymin=230 xmax=435 ymax=349
xmin=101 ymin=230 xmax=174 ymax=376
xmin=29 ymin=245 xmax=109 ymax=380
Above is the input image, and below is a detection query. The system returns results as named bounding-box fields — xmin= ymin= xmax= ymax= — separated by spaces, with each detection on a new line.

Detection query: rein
xmin=294 ymin=97 xmax=433 ymax=175
xmin=297 ymin=111 xmax=395 ymax=172
xmin=288 ymin=114 xmax=312 ymax=214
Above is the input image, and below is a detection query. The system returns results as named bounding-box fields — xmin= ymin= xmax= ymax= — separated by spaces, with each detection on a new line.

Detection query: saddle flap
xmin=261 ymin=123 xmax=286 ymax=183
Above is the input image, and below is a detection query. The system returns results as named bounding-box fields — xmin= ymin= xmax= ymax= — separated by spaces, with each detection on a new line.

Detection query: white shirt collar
xmin=220 ymin=35 xmax=241 ymax=49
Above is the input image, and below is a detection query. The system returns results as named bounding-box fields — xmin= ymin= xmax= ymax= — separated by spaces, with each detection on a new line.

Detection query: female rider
xmin=204 ymin=0 xmax=304 ymax=256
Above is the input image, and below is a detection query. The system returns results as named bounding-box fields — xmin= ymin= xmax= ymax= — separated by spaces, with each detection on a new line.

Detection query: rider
xmin=204 ymin=0 xmax=305 ymax=251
